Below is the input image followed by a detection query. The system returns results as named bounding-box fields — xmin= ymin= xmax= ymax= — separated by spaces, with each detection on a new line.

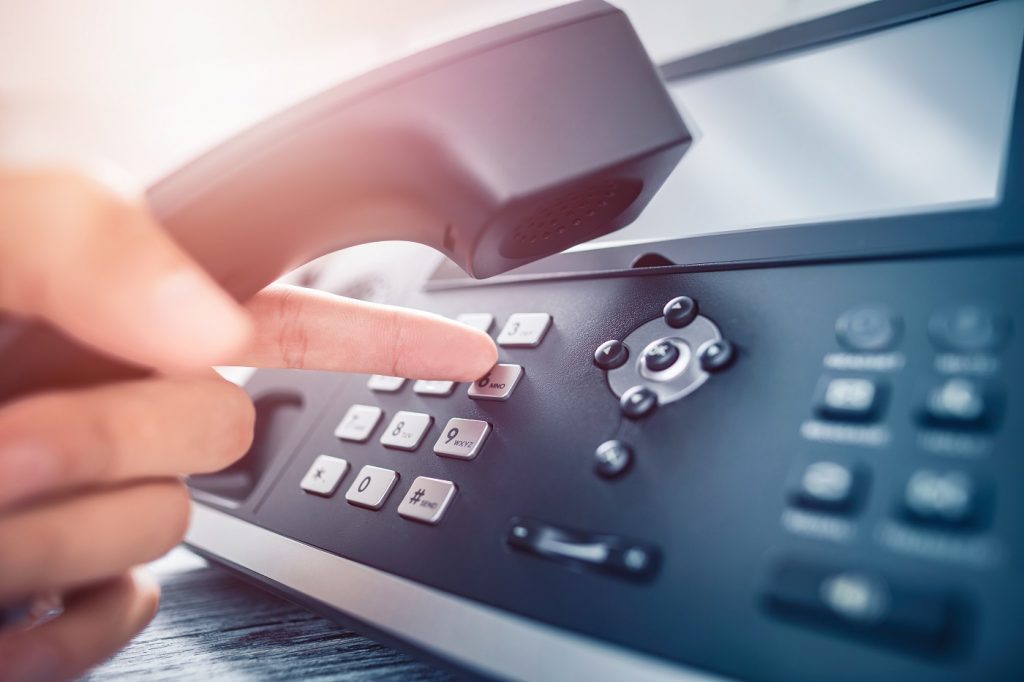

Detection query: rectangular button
xmin=345 ymin=465 xmax=399 ymax=510
xmin=497 ymin=313 xmax=551 ymax=347
xmin=397 ymin=477 xmax=457 ymax=524
xmin=300 ymin=455 xmax=349 ymax=497
xmin=763 ymin=557 xmax=956 ymax=651
xmin=790 ymin=460 xmax=862 ymax=512
xmin=814 ymin=377 xmax=885 ymax=421
xmin=413 ymin=380 xmax=456 ymax=397
xmin=334 ymin=404 xmax=383 ymax=442
xmin=456 ymin=313 xmax=494 ymax=334
xmin=379 ymin=411 xmax=433 ymax=450
xmin=468 ymin=364 xmax=523 ymax=401
xmin=367 ymin=375 xmax=406 ymax=392
xmin=433 ymin=418 xmax=491 ymax=460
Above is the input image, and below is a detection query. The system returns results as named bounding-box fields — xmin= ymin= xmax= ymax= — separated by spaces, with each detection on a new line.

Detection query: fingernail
xmin=0 ymin=442 xmax=58 ymax=508
xmin=147 ymin=270 xmax=252 ymax=367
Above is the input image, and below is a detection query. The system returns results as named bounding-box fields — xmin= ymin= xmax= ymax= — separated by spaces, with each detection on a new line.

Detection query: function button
xmin=497 ymin=313 xmax=552 ymax=347
xmin=642 ymin=339 xmax=680 ymax=372
xmin=903 ymin=469 xmax=978 ymax=526
xmin=663 ymin=296 xmax=698 ymax=328
xmin=506 ymin=518 xmax=660 ymax=581
xmin=593 ymin=340 xmax=629 ymax=370
xmin=334 ymin=404 xmax=384 ymax=442
xmin=345 ymin=465 xmax=399 ymax=510
xmin=397 ymin=476 xmax=457 ymax=524
xmin=379 ymin=411 xmax=433 ymax=451
xmin=456 ymin=313 xmax=495 ymax=334
xmin=698 ymin=339 xmax=735 ymax=372
xmin=763 ymin=558 xmax=956 ymax=650
xmin=835 ymin=305 xmax=902 ymax=352
xmin=920 ymin=377 xmax=995 ymax=430
xmin=791 ymin=460 xmax=861 ymax=512
xmin=620 ymin=385 xmax=658 ymax=419
xmin=594 ymin=440 xmax=633 ymax=479
xmin=413 ymin=380 xmax=456 ymax=397
xmin=468 ymin=364 xmax=524 ymax=401
xmin=929 ymin=305 xmax=1010 ymax=352
xmin=367 ymin=375 xmax=406 ymax=392
xmin=433 ymin=418 xmax=491 ymax=460
xmin=814 ymin=376 xmax=885 ymax=422
xmin=299 ymin=455 xmax=349 ymax=497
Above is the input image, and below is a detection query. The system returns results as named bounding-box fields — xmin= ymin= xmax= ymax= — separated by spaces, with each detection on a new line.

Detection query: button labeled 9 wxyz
xmin=434 ymin=418 xmax=491 ymax=460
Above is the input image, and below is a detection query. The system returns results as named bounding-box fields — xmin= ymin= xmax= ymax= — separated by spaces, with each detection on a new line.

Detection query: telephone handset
xmin=0 ymin=0 xmax=689 ymax=402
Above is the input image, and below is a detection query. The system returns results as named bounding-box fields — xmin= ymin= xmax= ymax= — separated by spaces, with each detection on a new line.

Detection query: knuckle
xmin=274 ymin=287 xmax=310 ymax=369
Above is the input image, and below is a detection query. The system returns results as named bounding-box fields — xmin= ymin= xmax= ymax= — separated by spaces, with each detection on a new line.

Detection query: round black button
xmin=663 ymin=296 xmax=698 ymax=328
xmin=642 ymin=340 xmax=679 ymax=372
xmin=928 ymin=306 xmax=1010 ymax=352
xmin=835 ymin=305 xmax=901 ymax=352
xmin=594 ymin=440 xmax=633 ymax=478
xmin=699 ymin=339 xmax=735 ymax=372
xmin=620 ymin=385 xmax=658 ymax=419
xmin=594 ymin=340 xmax=629 ymax=370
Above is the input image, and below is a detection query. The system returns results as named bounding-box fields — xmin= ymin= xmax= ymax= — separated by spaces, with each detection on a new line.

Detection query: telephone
xmin=8 ymin=1 xmax=1024 ymax=681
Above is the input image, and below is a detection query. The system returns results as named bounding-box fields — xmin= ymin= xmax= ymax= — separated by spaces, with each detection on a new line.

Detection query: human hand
xmin=0 ymin=169 xmax=497 ymax=681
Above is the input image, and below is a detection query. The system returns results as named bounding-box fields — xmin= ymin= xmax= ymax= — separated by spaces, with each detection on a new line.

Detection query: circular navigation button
xmin=928 ymin=305 xmax=1010 ymax=352
xmin=663 ymin=296 xmax=698 ymax=328
xmin=594 ymin=340 xmax=629 ymax=370
xmin=642 ymin=340 xmax=679 ymax=372
xmin=835 ymin=305 xmax=902 ymax=352
xmin=620 ymin=385 xmax=658 ymax=419
xmin=699 ymin=339 xmax=735 ymax=372
xmin=594 ymin=440 xmax=633 ymax=478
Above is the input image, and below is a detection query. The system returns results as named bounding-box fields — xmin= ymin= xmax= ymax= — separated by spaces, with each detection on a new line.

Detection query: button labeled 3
xmin=434 ymin=418 xmax=491 ymax=459
xmin=379 ymin=411 xmax=433 ymax=450
xmin=497 ymin=313 xmax=552 ymax=347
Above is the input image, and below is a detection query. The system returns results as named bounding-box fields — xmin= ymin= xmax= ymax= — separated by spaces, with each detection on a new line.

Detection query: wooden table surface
xmin=87 ymin=548 xmax=453 ymax=681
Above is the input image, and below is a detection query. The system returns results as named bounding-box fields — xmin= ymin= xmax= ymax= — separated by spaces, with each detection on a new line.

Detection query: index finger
xmin=238 ymin=285 xmax=498 ymax=381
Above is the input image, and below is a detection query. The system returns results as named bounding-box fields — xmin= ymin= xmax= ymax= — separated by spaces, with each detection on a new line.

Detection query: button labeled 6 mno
xmin=468 ymin=364 xmax=524 ymax=401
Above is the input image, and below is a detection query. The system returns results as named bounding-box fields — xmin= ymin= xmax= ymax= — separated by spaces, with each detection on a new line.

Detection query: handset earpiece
xmin=0 ymin=0 xmax=690 ymax=401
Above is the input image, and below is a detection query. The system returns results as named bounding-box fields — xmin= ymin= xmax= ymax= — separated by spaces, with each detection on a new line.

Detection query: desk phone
xmin=6 ymin=0 xmax=1024 ymax=680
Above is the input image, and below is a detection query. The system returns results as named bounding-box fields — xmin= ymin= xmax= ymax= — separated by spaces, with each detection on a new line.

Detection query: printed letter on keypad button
xmin=345 ymin=465 xmax=399 ymax=510
xmin=334 ymin=405 xmax=383 ymax=442
xmin=497 ymin=313 xmax=552 ymax=347
xmin=434 ymin=418 xmax=491 ymax=459
xmin=379 ymin=411 xmax=434 ymax=450
xmin=397 ymin=477 xmax=457 ymax=524
xmin=300 ymin=455 xmax=349 ymax=497
xmin=468 ymin=364 xmax=523 ymax=401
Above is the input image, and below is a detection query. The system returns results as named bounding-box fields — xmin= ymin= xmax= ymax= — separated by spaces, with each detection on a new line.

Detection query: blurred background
xmin=0 ymin=0 xmax=870 ymax=184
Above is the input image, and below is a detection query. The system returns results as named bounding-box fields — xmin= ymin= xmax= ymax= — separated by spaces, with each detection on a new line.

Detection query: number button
xmin=367 ymin=375 xmax=406 ymax=392
xmin=467 ymin=364 xmax=523 ymax=401
xmin=433 ymin=418 xmax=491 ymax=460
xmin=455 ymin=313 xmax=495 ymax=334
xmin=334 ymin=405 xmax=383 ymax=442
xmin=345 ymin=465 xmax=399 ymax=510
xmin=379 ymin=411 xmax=433 ymax=451
xmin=497 ymin=313 xmax=552 ymax=347
xmin=413 ymin=380 xmax=456 ymax=396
